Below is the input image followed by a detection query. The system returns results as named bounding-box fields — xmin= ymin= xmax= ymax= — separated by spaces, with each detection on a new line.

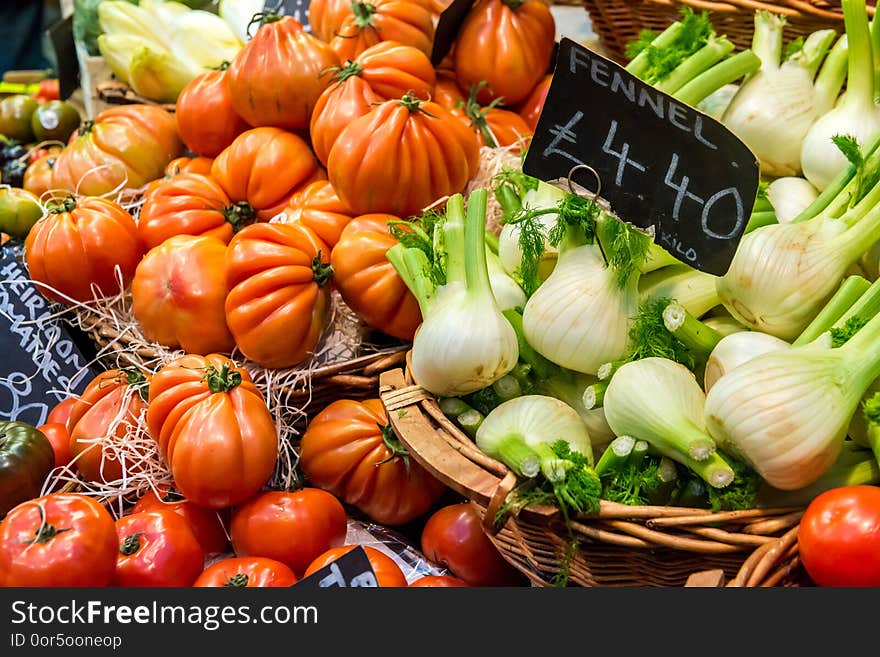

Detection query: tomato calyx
xmin=312 ymin=252 xmax=334 ymax=286
xmin=161 ymin=490 xmax=185 ymax=503
xmin=345 ymin=2 xmax=380 ymax=36
xmin=222 ymin=202 xmax=257 ymax=232
xmin=246 ymin=11 xmax=282 ymax=38
xmin=500 ymin=0 xmax=525 ymax=9
xmin=23 ymin=505 xmax=71 ymax=545
xmin=376 ymin=423 xmax=411 ymax=476
xmin=113 ymin=367 xmax=150 ymax=402
xmin=119 ymin=531 xmax=145 ymax=556
xmin=463 ymin=83 xmax=503 ymax=148
xmin=45 ymin=195 xmax=77 ymax=214
xmin=396 ymin=93 xmax=437 ymax=117
xmin=212 ymin=61 xmax=232 ymax=72
xmin=202 ymin=363 xmax=243 ymax=393
xmin=327 ymin=61 xmax=365 ymax=86
xmin=224 ymin=573 xmax=249 ymax=587
xmin=78 ymin=120 xmax=94 ymax=137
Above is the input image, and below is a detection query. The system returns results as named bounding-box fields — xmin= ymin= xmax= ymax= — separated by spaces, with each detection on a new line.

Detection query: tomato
xmin=211 ymin=127 xmax=325 ymax=220
xmin=433 ymin=69 xmax=466 ymax=111
xmin=194 ymin=556 xmax=297 ymax=587
xmin=35 ymin=422 xmax=72 ymax=470
xmin=0 ymin=493 xmax=117 ymax=587
xmin=329 ymin=0 xmax=435 ymax=62
xmin=165 ymin=156 xmax=214 ymax=178
xmin=113 ymin=509 xmax=205 ymax=587
xmin=138 ymin=173 xmax=251 ymax=250
xmin=304 ymin=545 xmax=408 ymax=587
xmin=281 ymin=180 xmax=355 ymax=248
xmin=0 ymin=421 xmax=55 ymax=518
xmin=50 ymin=105 xmax=182 ymax=197
xmin=228 ymin=14 xmax=338 ymax=131
xmin=408 ymin=574 xmax=469 ymax=587
xmin=230 ymin=489 xmax=347 ymax=576
xmin=176 ymin=65 xmax=249 ymax=158
xmin=328 ymin=95 xmax=479 ymax=217
xmin=23 ymin=153 xmax=57 ymax=198
xmin=456 ymin=83 xmax=532 ymax=151
xmin=0 ymin=95 xmax=38 ymax=142
xmin=133 ymin=486 xmax=230 ymax=554
xmin=309 ymin=0 xmax=352 ymax=41
xmin=453 ymin=0 xmax=555 ymax=106
xmin=24 ymin=195 xmax=144 ymax=305
xmin=33 ymin=79 xmax=60 ymax=104
xmin=31 ymin=100 xmax=81 ymax=143
xmin=798 ymin=485 xmax=880 ymax=586
xmin=310 ymin=73 xmax=382 ymax=168
xmin=0 ymin=186 xmax=43 ymax=240
xmin=300 ymin=399 xmax=446 ymax=525
xmin=131 ymin=234 xmax=235 ymax=355
xmin=146 ymin=353 xmax=278 ymax=509
xmin=421 ymin=503 xmax=527 ymax=586
xmin=47 ymin=397 xmax=77 ymax=427
xmin=517 ymin=73 xmax=551 ymax=132
xmin=28 ymin=144 xmax=62 ymax=165
xmin=224 ymin=222 xmax=332 ymax=368
xmin=67 ymin=368 xmax=151 ymax=485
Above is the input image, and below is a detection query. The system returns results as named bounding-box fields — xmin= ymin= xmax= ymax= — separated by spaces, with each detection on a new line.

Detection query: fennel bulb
xmin=801 ymin=0 xmax=880 ymax=190
xmin=722 ymin=13 xmax=844 ymax=178
xmin=486 ymin=247 xmax=526 ymax=311
xmin=128 ymin=46 xmax=199 ymax=104
xmin=170 ymin=11 xmax=244 ymax=70
xmin=703 ymin=331 xmax=790 ymax=393
xmin=603 ymin=357 xmax=736 ymax=488
xmin=407 ymin=190 xmax=519 ymax=397
xmin=766 ymin=177 xmax=820 ymax=224
xmin=704 ymin=310 xmax=880 ymax=490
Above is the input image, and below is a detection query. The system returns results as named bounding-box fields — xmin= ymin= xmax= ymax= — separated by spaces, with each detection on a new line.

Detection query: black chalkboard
xmin=0 ymin=241 xmax=97 ymax=426
xmin=430 ymin=0 xmax=475 ymax=66
xmin=295 ymin=546 xmax=379 ymax=588
xmin=48 ymin=15 xmax=79 ymax=101
xmin=523 ymin=38 xmax=759 ymax=277
xmin=264 ymin=0 xmax=311 ymax=32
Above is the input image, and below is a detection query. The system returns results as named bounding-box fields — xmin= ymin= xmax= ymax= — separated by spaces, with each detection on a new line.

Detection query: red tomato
xmin=304 ymin=545 xmax=408 ymax=587
xmin=33 ymin=79 xmax=60 ymax=103
xmin=0 ymin=493 xmax=117 ymax=587
xmin=36 ymin=422 xmax=71 ymax=469
xmin=194 ymin=556 xmax=298 ymax=587
xmin=421 ymin=503 xmax=527 ymax=587
xmin=408 ymin=574 xmax=469 ymax=587
xmin=46 ymin=397 xmax=76 ymax=428
xmin=798 ymin=485 xmax=880 ymax=587
xmin=113 ymin=509 xmax=205 ymax=587
xmin=230 ymin=489 xmax=347 ymax=576
xmin=132 ymin=487 xmax=229 ymax=555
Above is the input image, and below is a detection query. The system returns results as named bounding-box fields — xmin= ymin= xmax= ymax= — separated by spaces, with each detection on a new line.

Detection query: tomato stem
xmin=223 ymin=202 xmax=257 ymax=231
xmin=77 ymin=120 xmax=94 ymax=136
xmin=396 ymin=93 xmax=437 ymax=117
xmin=349 ymin=2 xmax=378 ymax=31
xmin=45 ymin=195 xmax=76 ymax=214
xmin=119 ymin=532 xmax=144 ymax=556
xmin=328 ymin=61 xmax=364 ymax=86
xmin=376 ymin=423 xmax=411 ymax=476
xmin=202 ymin=363 xmax=243 ymax=393
xmin=463 ymin=83 xmax=501 ymax=148
xmin=213 ymin=61 xmax=231 ymax=72
xmin=24 ymin=505 xmax=70 ymax=545
xmin=224 ymin=573 xmax=249 ymax=587
xmin=247 ymin=11 xmax=282 ymax=38
xmin=312 ymin=252 xmax=334 ymax=286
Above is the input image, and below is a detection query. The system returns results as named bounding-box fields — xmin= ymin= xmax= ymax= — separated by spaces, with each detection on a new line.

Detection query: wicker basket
xmin=378 ymin=363 xmax=805 ymax=587
xmin=583 ymin=0 xmax=875 ymax=64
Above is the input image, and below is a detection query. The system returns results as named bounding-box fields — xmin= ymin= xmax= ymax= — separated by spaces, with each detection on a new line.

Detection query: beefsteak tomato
xmin=165 ymin=156 xmax=214 ymax=177
xmin=300 ymin=399 xmax=446 ymax=525
xmin=23 ymin=152 xmax=57 ymax=198
xmin=329 ymin=0 xmax=435 ymax=62
xmin=517 ymin=73 xmax=551 ymax=132
xmin=131 ymin=234 xmax=235 ymax=355
xmin=47 ymin=397 xmax=76 ymax=427
xmin=327 ymin=94 xmax=479 ymax=216
xmin=133 ymin=486 xmax=229 ymax=554
xmin=308 ymin=0 xmax=351 ymax=42
xmin=0 ymin=421 xmax=55 ymax=518
xmin=281 ymin=180 xmax=355 ymax=248
xmin=457 ymin=83 xmax=532 ymax=151
xmin=146 ymin=354 xmax=278 ymax=509
xmin=304 ymin=545 xmax=408 ymax=587
xmin=224 ymin=222 xmax=332 ymax=368
xmin=24 ymin=195 xmax=144 ymax=304
xmin=310 ymin=73 xmax=382 ymax=168
xmin=176 ymin=64 xmax=249 ymax=158
xmin=230 ymin=488 xmax=347 ymax=576
xmin=35 ymin=422 xmax=71 ymax=470
xmin=330 ymin=213 xmax=422 ymax=340
xmin=0 ymin=493 xmax=117 ymax=587
xmin=113 ymin=509 xmax=205 ymax=587
xmin=227 ymin=14 xmax=338 ymax=130
xmin=194 ymin=556 xmax=297 ymax=587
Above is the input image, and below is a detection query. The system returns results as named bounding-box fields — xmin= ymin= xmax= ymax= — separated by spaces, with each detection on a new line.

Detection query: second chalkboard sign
xmin=263 ymin=0 xmax=311 ymax=31
xmin=524 ymin=38 xmax=760 ymax=277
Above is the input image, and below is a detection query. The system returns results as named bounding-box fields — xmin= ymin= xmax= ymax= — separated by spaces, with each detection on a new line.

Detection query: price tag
xmin=263 ymin=0 xmax=311 ymax=32
xmin=48 ymin=14 xmax=79 ymax=101
xmin=523 ymin=38 xmax=759 ymax=277
xmin=430 ymin=0 xmax=475 ymax=66
xmin=0 ymin=242 xmax=97 ymax=426
xmin=295 ymin=546 xmax=379 ymax=588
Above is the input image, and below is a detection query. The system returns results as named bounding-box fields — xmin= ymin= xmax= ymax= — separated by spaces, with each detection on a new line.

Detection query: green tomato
xmin=0 ymin=96 xmax=38 ymax=143
xmin=31 ymin=101 xmax=82 ymax=144
xmin=0 ymin=187 xmax=43 ymax=240
xmin=0 ymin=421 xmax=55 ymax=518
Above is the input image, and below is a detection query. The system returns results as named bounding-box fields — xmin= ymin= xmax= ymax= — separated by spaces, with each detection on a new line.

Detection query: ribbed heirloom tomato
xmin=194 ymin=557 xmax=297 ymax=587
xmin=176 ymin=64 xmax=249 ymax=158
xmin=230 ymin=489 xmax=347 ymax=576
xmin=224 ymin=222 xmax=333 ymax=369
xmin=227 ymin=14 xmax=338 ymax=130
xmin=308 ymin=0 xmax=351 ymax=41
xmin=24 ymin=195 xmax=144 ymax=305
xmin=281 ymin=181 xmax=355 ymax=248
xmin=300 ymin=399 xmax=446 ymax=525
xmin=131 ymin=234 xmax=235 ymax=355
xmin=330 ymin=214 xmax=422 ymax=340
xmin=133 ymin=486 xmax=229 ymax=554
xmin=329 ymin=0 xmax=436 ymax=61
xmin=165 ymin=156 xmax=214 ymax=178
xmin=328 ymin=95 xmax=479 ymax=217
xmin=146 ymin=354 xmax=278 ymax=509
xmin=67 ymin=368 xmax=151 ymax=484
xmin=23 ymin=152 xmax=57 ymax=198
xmin=456 ymin=83 xmax=533 ymax=151
xmin=113 ymin=509 xmax=205 ymax=587
xmin=304 ymin=545 xmax=408 ymax=587
xmin=453 ymin=0 xmax=555 ymax=106
xmin=0 ymin=493 xmax=117 ymax=587
xmin=517 ymin=73 xmax=552 ymax=132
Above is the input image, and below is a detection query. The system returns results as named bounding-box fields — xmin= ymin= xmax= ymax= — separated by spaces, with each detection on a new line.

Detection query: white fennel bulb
xmin=703 ymin=331 xmax=791 ymax=393
xmin=766 ymin=177 xmax=820 ymax=223
xmin=486 ymin=247 xmax=526 ymax=311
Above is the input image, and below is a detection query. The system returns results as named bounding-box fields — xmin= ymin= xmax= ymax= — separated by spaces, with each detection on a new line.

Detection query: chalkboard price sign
xmin=263 ymin=0 xmax=311 ymax=32
xmin=295 ymin=546 xmax=379 ymax=588
xmin=430 ymin=0 xmax=475 ymax=65
xmin=523 ymin=38 xmax=760 ymax=277
xmin=0 ymin=242 xmax=97 ymax=427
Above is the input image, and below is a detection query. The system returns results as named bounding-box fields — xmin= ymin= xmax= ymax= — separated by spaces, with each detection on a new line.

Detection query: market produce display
xmin=4 ymin=0 xmax=880 ymax=591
